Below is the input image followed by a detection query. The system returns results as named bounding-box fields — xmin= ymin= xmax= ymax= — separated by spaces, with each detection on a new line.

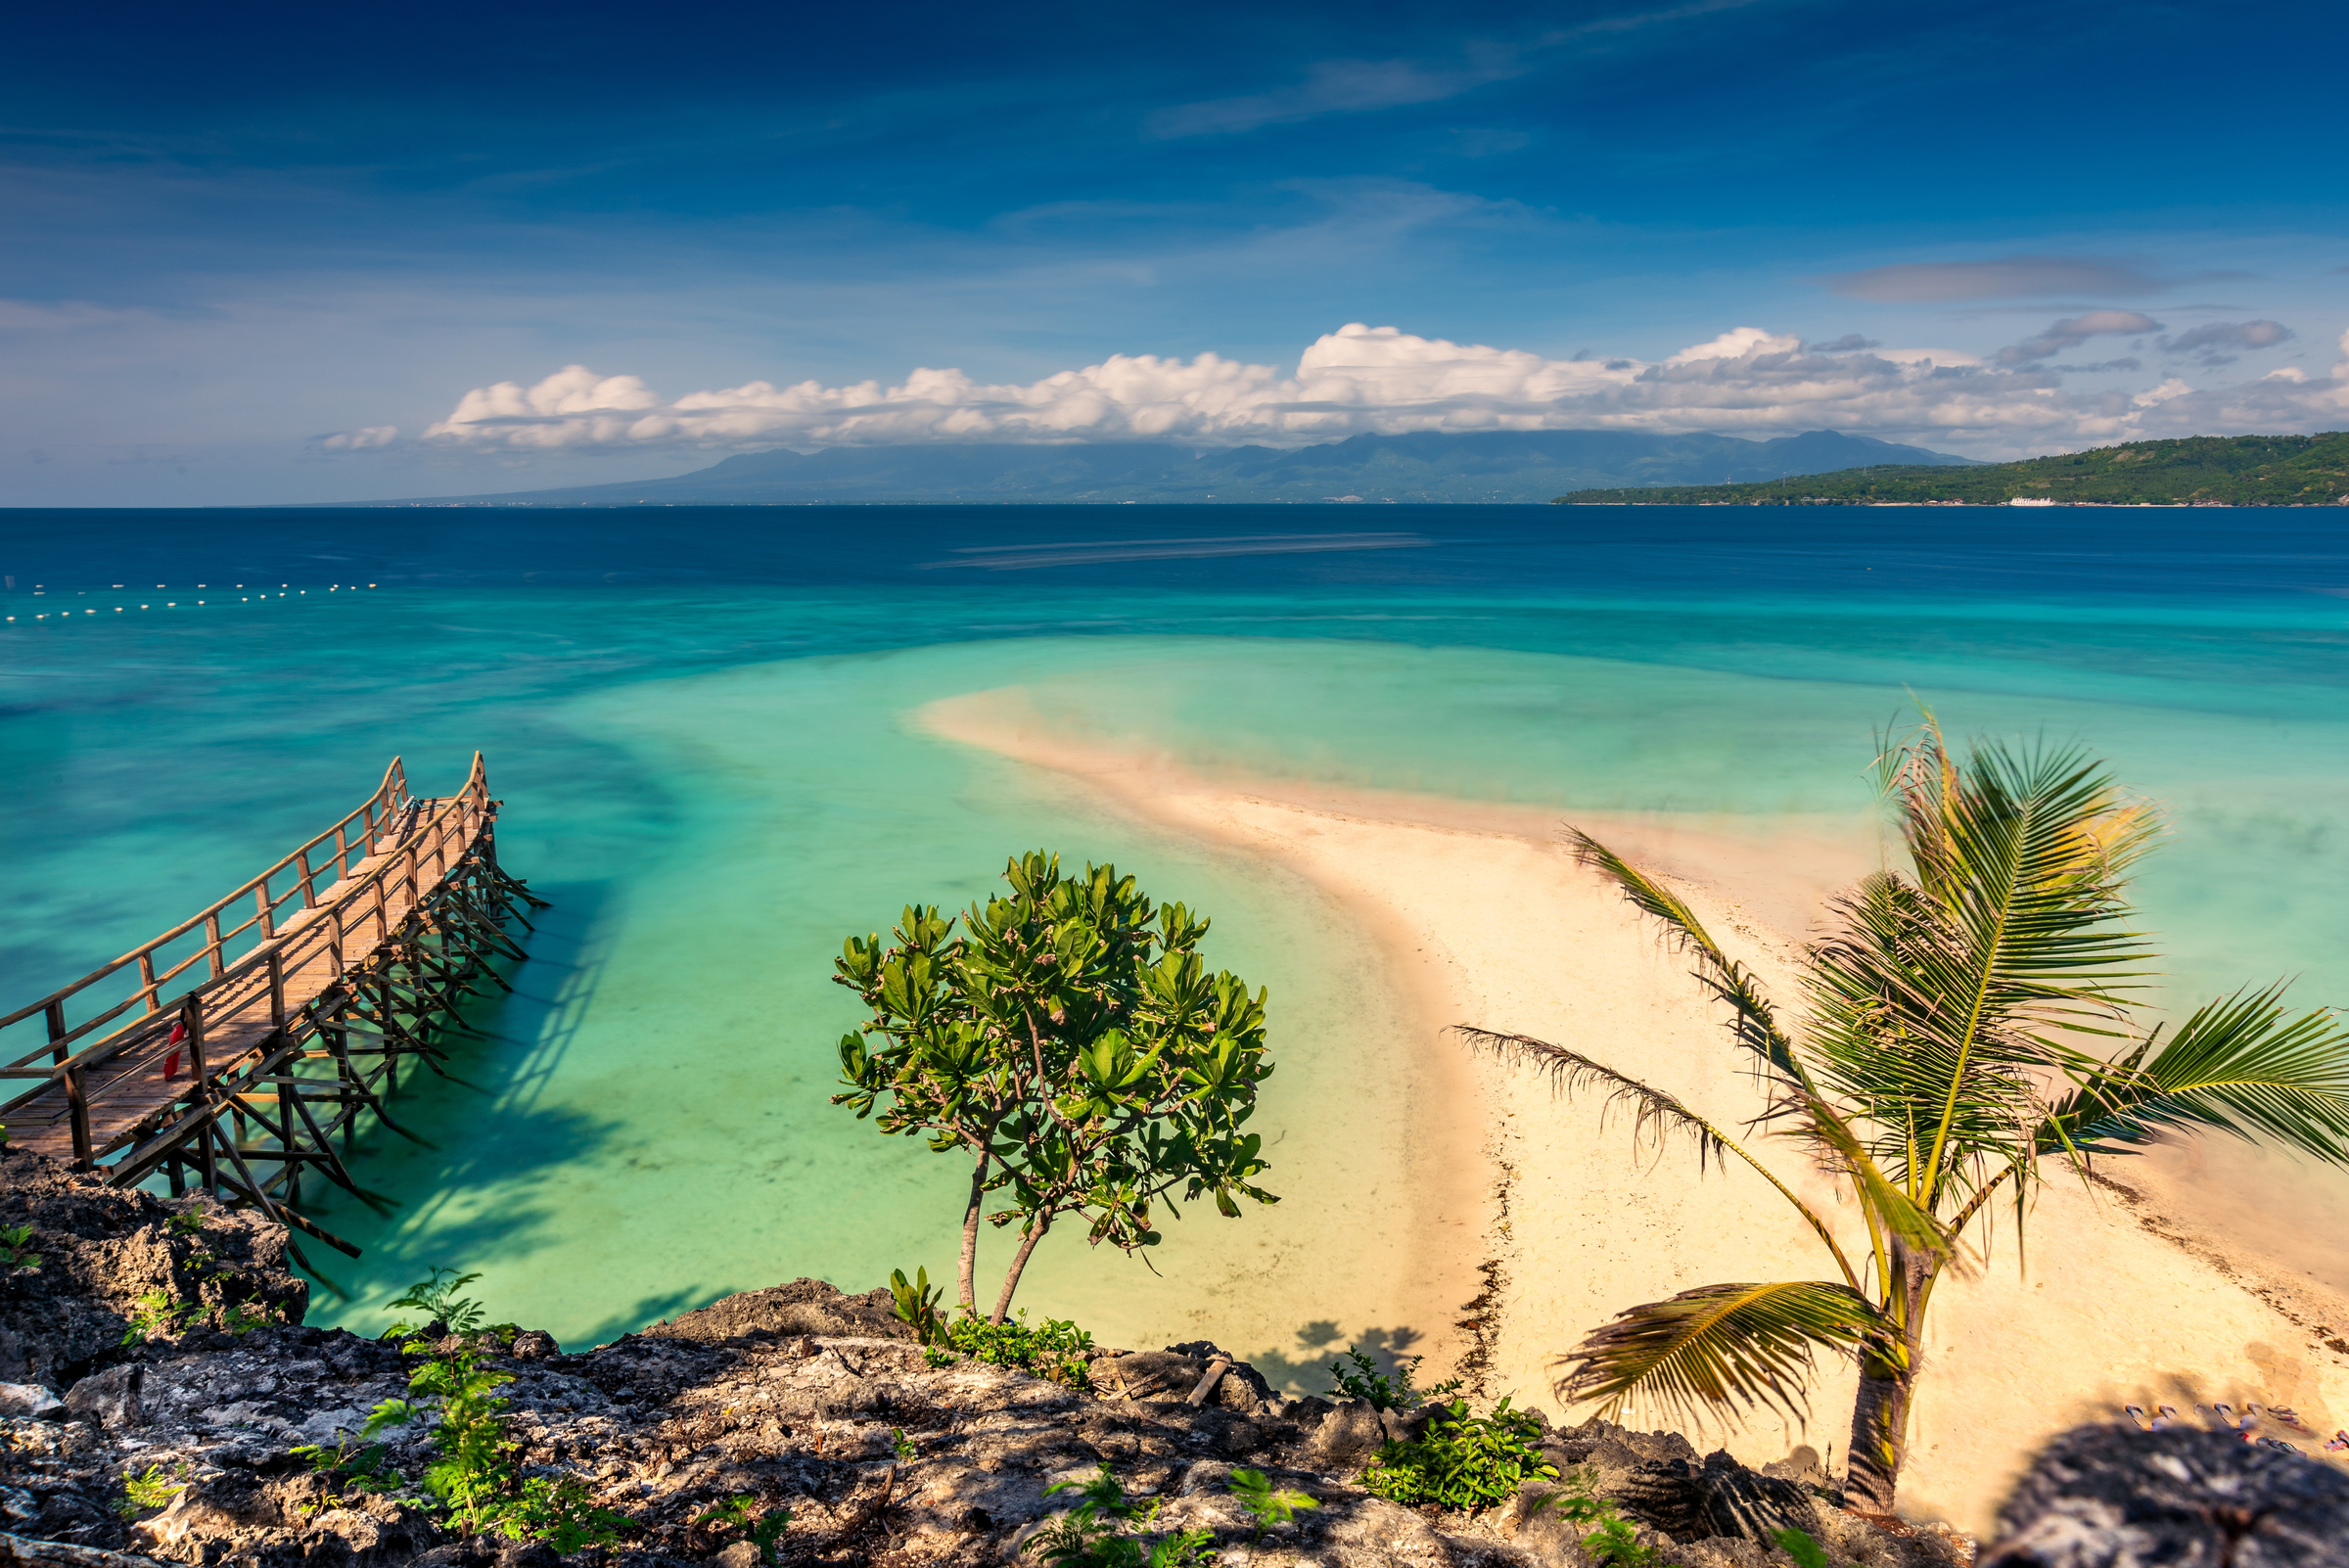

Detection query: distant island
xmin=1553 ymin=432 xmax=2349 ymax=506
xmin=336 ymin=428 xmax=1978 ymax=507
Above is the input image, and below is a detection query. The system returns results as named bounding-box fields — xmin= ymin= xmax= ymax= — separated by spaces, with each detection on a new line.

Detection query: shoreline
xmin=919 ymin=682 xmax=2349 ymax=1536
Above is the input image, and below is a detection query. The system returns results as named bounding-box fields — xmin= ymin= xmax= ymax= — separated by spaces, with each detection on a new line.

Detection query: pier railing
xmin=0 ymin=757 xmax=521 ymax=1230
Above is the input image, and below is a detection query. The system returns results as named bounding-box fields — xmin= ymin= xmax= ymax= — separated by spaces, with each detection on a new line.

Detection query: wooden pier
xmin=0 ymin=756 xmax=541 ymax=1267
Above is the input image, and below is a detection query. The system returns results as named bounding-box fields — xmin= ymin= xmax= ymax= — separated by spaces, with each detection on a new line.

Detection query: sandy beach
xmin=922 ymin=683 xmax=2349 ymax=1538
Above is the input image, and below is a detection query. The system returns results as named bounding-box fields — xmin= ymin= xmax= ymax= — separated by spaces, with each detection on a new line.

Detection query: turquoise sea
xmin=3 ymin=505 xmax=2346 ymax=1360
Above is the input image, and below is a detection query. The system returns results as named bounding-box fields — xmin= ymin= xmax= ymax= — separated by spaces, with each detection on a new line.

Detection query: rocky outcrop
xmin=0 ymin=1146 xmax=1970 ymax=1568
xmin=0 ymin=1146 xmax=306 ymax=1391
xmin=637 ymin=1282 xmax=907 ymax=1347
xmin=1979 ymin=1425 xmax=2349 ymax=1567
xmin=0 ymin=1316 xmax=1969 ymax=1568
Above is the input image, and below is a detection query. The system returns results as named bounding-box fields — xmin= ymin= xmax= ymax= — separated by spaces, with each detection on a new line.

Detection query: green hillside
xmin=1553 ymin=431 xmax=2349 ymax=506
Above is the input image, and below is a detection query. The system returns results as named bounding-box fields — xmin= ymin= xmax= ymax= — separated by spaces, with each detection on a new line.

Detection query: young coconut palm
xmin=1457 ymin=723 xmax=2349 ymax=1517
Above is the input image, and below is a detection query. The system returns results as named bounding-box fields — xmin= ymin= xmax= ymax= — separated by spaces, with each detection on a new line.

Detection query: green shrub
xmin=495 ymin=1477 xmax=631 ymax=1552
xmin=1773 ymin=1526 xmax=1829 ymax=1568
xmin=696 ymin=1495 xmax=791 ymax=1565
xmin=289 ymin=1436 xmax=399 ymax=1500
xmin=890 ymin=1267 xmax=948 ymax=1345
xmin=384 ymin=1267 xmax=487 ymax=1338
xmin=1359 ymin=1398 xmax=1557 ymax=1511
xmin=944 ymin=1310 xmax=1095 ymax=1390
xmin=1325 ymin=1347 xmax=1460 ymax=1411
xmin=116 ymin=1464 xmax=188 ymax=1518
xmin=1024 ymin=1465 xmax=1216 ymax=1568
xmin=1542 ymin=1468 xmax=1659 ymax=1567
xmin=1228 ymin=1468 xmax=1317 ymax=1540
xmin=367 ymin=1304 xmax=632 ymax=1546
xmin=120 ymin=1290 xmax=199 ymax=1346
xmin=1 ymin=1223 xmax=41 ymax=1273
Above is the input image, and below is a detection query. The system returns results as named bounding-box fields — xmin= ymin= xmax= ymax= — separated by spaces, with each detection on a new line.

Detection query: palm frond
xmin=2042 ymin=985 xmax=2349 ymax=1161
xmin=1857 ymin=730 xmax=2163 ymax=1205
xmin=1454 ymin=1028 xmax=1864 ymax=1290
xmin=1806 ymin=872 xmax=2047 ymax=1189
xmin=1566 ymin=829 xmax=1806 ymax=1087
xmin=1555 ymin=1280 xmax=1885 ymax=1429
xmin=1452 ymin=1027 xmax=1732 ymax=1171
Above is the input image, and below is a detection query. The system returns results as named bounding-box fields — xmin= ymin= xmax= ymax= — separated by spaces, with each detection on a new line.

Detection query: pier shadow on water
xmin=295 ymin=877 xmax=626 ymax=1330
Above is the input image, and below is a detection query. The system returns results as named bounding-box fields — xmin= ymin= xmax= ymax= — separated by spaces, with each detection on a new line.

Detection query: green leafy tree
xmin=834 ymin=852 xmax=1278 ymax=1319
xmin=1460 ymin=723 xmax=2349 ymax=1516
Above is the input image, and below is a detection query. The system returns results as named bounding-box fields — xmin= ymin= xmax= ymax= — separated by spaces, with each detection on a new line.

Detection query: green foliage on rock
xmin=944 ymin=1308 xmax=1097 ymax=1390
xmin=1228 ymin=1468 xmax=1318 ymax=1540
xmin=116 ymin=1463 xmax=189 ymax=1518
xmin=1554 ymin=431 xmax=2349 ymax=506
xmin=360 ymin=1270 xmax=632 ymax=1547
xmin=1025 ymin=1465 xmax=1217 ymax=1568
xmin=1543 ymin=1471 xmax=1660 ymax=1568
xmin=1359 ymin=1399 xmax=1558 ymax=1511
xmin=696 ymin=1495 xmax=791 ymax=1564
xmin=0 ymin=1224 xmax=41 ymax=1273
xmin=494 ymin=1477 xmax=630 ymax=1552
xmin=385 ymin=1267 xmax=488 ymax=1337
xmin=890 ymin=1266 xmax=949 ymax=1345
xmin=833 ymin=851 xmax=1277 ymax=1319
xmin=1325 ymin=1346 xmax=1460 ymax=1411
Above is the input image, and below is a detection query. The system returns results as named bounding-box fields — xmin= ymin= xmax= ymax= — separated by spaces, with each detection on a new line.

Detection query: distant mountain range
xmin=1555 ymin=432 xmax=2349 ymax=507
xmin=355 ymin=429 xmax=1980 ymax=506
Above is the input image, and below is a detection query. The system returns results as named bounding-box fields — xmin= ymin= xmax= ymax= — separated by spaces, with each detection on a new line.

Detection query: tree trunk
xmin=958 ymin=1152 xmax=990 ymax=1314
xmin=990 ymin=1213 xmax=1051 ymax=1323
xmin=1843 ymin=1243 xmax=1936 ymax=1517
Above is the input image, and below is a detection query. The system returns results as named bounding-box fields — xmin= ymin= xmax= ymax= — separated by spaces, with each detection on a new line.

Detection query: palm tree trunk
xmin=958 ymin=1152 xmax=990 ymax=1314
xmin=990 ymin=1212 xmax=1051 ymax=1323
xmin=1843 ymin=1244 xmax=1936 ymax=1517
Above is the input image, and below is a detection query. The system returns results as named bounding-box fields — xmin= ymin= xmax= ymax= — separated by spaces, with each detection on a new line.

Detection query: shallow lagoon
xmin=2 ymin=504 xmax=2344 ymax=1357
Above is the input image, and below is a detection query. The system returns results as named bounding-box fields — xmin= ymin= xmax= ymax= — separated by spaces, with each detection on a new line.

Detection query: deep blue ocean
xmin=3 ymin=504 xmax=2345 ymax=1352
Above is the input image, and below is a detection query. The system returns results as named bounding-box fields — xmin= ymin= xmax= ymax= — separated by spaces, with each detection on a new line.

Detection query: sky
xmin=4 ymin=0 xmax=2346 ymax=505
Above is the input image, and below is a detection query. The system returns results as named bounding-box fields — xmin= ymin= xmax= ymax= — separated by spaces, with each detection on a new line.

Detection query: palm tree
xmin=1457 ymin=722 xmax=2349 ymax=1518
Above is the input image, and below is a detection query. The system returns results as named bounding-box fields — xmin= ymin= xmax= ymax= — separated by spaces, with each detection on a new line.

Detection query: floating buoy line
xmin=4 ymin=581 xmax=382 ymax=623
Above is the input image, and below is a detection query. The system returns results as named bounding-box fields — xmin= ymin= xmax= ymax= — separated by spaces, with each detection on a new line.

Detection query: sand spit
xmin=918 ymin=684 xmax=2349 ymax=1537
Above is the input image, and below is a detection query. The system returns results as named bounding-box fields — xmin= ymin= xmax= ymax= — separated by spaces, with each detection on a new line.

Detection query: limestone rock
xmin=1163 ymin=1341 xmax=1276 ymax=1412
xmin=1319 ymin=1495 xmax=1453 ymax=1567
xmin=0 ymin=1148 xmax=304 ymax=1392
xmin=637 ymin=1278 xmax=908 ymax=1344
xmin=1980 ymin=1424 xmax=2349 ymax=1567
xmin=63 ymin=1366 xmax=141 ymax=1431
xmin=1302 ymin=1398 xmax=1389 ymax=1474
xmin=1089 ymin=1352 xmax=1203 ymax=1403
xmin=0 ymin=1388 xmax=61 ymax=1421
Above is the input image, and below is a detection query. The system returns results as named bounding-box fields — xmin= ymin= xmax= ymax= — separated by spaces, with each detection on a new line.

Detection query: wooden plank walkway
xmin=0 ymin=756 xmax=539 ymax=1264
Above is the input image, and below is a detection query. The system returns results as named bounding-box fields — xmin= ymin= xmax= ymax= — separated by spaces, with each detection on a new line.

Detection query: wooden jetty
xmin=0 ymin=756 xmax=541 ymax=1266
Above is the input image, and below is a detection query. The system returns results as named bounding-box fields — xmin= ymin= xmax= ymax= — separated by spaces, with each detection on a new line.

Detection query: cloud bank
xmin=408 ymin=322 xmax=2349 ymax=461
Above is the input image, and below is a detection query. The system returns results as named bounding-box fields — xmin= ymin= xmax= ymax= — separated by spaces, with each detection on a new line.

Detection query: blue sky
xmin=5 ymin=0 xmax=2345 ymax=504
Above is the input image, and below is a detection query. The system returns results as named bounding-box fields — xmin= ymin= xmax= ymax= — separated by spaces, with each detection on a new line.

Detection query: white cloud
xmin=1665 ymin=327 xmax=1802 ymax=363
xmin=419 ymin=320 xmax=2349 ymax=460
xmin=317 ymin=425 xmax=399 ymax=450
